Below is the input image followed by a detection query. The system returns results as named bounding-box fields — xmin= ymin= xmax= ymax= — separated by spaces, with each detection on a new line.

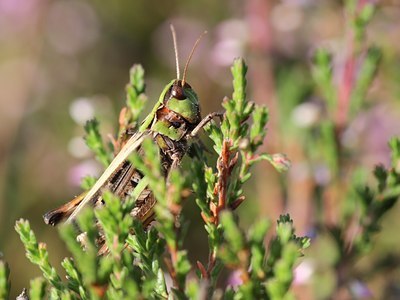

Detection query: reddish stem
xmin=336 ymin=35 xmax=355 ymax=128
xmin=215 ymin=141 xmax=231 ymax=223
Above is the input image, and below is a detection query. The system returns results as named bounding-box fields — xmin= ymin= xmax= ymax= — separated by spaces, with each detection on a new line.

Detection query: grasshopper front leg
xmin=189 ymin=112 xmax=223 ymax=138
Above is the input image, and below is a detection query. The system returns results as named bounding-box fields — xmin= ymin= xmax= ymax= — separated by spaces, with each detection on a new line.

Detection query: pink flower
xmin=268 ymin=153 xmax=291 ymax=173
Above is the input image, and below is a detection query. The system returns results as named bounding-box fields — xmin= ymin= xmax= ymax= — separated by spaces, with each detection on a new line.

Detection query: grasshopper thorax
xmin=148 ymin=79 xmax=201 ymax=142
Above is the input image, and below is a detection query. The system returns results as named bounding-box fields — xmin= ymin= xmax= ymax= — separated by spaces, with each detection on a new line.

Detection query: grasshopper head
xmin=169 ymin=79 xmax=189 ymax=100
xmin=163 ymin=79 xmax=201 ymax=125
xmin=141 ymin=27 xmax=205 ymax=139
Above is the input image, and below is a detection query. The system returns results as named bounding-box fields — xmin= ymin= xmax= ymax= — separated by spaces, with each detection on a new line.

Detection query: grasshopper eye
xmin=171 ymin=84 xmax=186 ymax=100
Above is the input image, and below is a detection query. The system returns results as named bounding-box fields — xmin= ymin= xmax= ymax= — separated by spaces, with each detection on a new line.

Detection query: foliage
xmin=0 ymin=258 xmax=10 ymax=300
xmin=276 ymin=1 xmax=400 ymax=298
xmin=2 ymin=59 xmax=310 ymax=299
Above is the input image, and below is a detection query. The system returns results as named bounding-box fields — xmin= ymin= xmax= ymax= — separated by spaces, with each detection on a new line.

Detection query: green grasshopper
xmin=43 ymin=26 xmax=220 ymax=229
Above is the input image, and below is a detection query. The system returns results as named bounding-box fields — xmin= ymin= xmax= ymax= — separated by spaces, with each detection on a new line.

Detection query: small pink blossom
xmin=268 ymin=153 xmax=291 ymax=173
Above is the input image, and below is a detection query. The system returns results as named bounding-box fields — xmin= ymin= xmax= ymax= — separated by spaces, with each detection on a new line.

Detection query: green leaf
xmin=250 ymin=106 xmax=269 ymax=153
xmin=29 ymin=277 xmax=47 ymax=300
xmin=312 ymin=49 xmax=336 ymax=112
xmin=350 ymin=47 xmax=381 ymax=116
xmin=80 ymin=176 xmax=97 ymax=190
xmin=220 ymin=212 xmax=245 ymax=252
xmin=126 ymin=64 xmax=147 ymax=124
xmin=389 ymin=138 xmax=400 ymax=169
xmin=176 ymin=250 xmax=192 ymax=288
xmin=0 ymin=258 xmax=10 ymax=300
xmin=84 ymin=119 xmax=112 ymax=167
xmin=61 ymin=258 xmax=88 ymax=299
xmin=15 ymin=219 xmax=64 ymax=292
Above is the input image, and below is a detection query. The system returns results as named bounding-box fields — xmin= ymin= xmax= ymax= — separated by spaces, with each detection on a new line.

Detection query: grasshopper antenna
xmin=182 ymin=30 xmax=207 ymax=86
xmin=170 ymin=24 xmax=180 ymax=80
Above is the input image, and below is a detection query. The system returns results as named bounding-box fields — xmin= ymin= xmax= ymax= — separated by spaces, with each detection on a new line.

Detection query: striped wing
xmin=66 ymin=130 xmax=149 ymax=222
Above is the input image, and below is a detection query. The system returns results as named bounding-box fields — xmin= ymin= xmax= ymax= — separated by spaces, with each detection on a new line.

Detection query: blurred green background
xmin=1 ymin=0 xmax=400 ymax=298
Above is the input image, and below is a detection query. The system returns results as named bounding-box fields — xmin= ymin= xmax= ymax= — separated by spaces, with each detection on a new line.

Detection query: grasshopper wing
xmin=64 ymin=130 xmax=150 ymax=223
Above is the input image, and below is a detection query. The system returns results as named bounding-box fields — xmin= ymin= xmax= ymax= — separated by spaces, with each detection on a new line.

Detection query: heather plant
xmin=1 ymin=59 xmax=310 ymax=299
xmin=272 ymin=1 xmax=400 ymax=298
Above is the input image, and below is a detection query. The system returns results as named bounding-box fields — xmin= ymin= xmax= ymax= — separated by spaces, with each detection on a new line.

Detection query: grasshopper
xmin=43 ymin=26 xmax=220 ymax=230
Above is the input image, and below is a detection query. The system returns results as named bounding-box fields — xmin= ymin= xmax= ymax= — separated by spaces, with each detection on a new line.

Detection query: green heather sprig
xmin=309 ymin=2 xmax=381 ymax=181
xmin=28 ymin=278 xmax=46 ymax=300
xmin=9 ymin=60 xmax=308 ymax=299
xmin=14 ymin=220 xmax=65 ymax=295
xmin=0 ymin=257 xmax=10 ymax=300
xmin=84 ymin=119 xmax=112 ymax=168
xmin=351 ymin=138 xmax=400 ymax=253
xmin=311 ymin=49 xmax=336 ymax=113
xmin=126 ymin=221 xmax=167 ymax=297
xmin=346 ymin=0 xmax=376 ymax=44
xmin=349 ymin=46 xmax=381 ymax=117
xmin=123 ymin=64 xmax=147 ymax=130
xmin=265 ymin=215 xmax=310 ymax=300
